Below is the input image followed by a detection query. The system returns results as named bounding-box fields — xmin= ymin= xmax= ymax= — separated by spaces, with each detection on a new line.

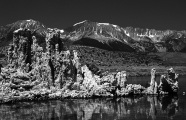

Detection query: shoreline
xmin=0 ymin=88 xmax=169 ymax=104
xmin=0 ymin=65 xmax=181 ymax=104
xmin=0 ymin=87 xmax=179 ymax=104
xmin=101 ymin=65 xmax=186 ymax=76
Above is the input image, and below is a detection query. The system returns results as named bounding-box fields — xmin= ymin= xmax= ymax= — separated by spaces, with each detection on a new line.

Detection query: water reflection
xmin=159 ymin=95 xmax=179 ymax=119
xmin=0 ymin=95 xmax=184 ymax=120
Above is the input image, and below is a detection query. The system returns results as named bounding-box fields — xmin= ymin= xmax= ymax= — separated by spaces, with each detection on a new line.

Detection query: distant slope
xmin=152 ymin=52 xmax=186 ymax=66
xmin=65 ymin=20 xmax=186 ymax=52
xmin=71 ymin=45 xmax=163 ymax=68
xmin=1 ymin=19 xmax=186 ymax=68
xmin=72 ymin=37 xmax=135 ymax=52
xmin=1 ymin=19 xmax=186 ymax=53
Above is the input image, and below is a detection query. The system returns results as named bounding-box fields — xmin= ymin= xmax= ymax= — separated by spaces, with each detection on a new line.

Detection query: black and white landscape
xmin=0 ymin=0 xmax=186 ymax=120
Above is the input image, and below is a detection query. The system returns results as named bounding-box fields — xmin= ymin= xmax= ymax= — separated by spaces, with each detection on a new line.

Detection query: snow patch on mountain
xmin=26 ymin=20 xmax=31 ymax=22
xmin=59 ymin=29 xmax=64 ymax=33
xmin=123 ymin=29 xmax=130 ymax=37
xmin=73 ymin=20 xmax=87 ymax=26
xmin=13 ymin=28 xmax=24 ymax=33
xmin=97 ymin=23 xmax=110 ymax=26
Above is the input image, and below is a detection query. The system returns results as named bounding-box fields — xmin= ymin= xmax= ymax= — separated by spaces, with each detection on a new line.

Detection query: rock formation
xmin=158 ymin=68 xmax=179 ymax=94
xmin=146 ymin=68 xmax=158 ymax=94
xmin=144 ymin=67 xmax=179 ymax=95
xmin=0 ymin=28 xmax=180 ymax=103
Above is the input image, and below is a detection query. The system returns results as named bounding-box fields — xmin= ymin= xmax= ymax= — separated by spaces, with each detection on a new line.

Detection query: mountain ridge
xmin=64 ymin=20 xmax=186 ymax=52
xmin=1 ymin=19 xmax=186 ymax=53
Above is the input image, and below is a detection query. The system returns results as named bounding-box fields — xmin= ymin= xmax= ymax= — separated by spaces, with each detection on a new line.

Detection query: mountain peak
xmin=1 ymin=19 xmax=186 ymax=53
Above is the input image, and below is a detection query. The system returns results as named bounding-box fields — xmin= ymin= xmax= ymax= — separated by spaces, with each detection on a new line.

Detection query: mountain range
xmin=1 ymin=19 xmax=186 ymax=53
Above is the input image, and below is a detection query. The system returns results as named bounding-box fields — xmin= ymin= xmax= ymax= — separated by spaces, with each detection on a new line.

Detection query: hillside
xmin=70 ymin=45 xmax=186 ymax=76
xmin=65 ymin=20 xmax=186 ymax=52
xmin=1 ymin=19 xmax=186 ymax=53
xmin=1 ymin=19 xmax=186 ymax=73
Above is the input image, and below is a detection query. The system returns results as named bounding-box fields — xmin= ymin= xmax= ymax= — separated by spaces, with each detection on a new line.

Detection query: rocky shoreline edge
xmin=0 ymin=66 xmax=179 ymax=104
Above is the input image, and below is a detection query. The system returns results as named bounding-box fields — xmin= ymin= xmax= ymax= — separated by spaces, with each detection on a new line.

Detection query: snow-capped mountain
xmin=64 ymin=20 xmax=186 ymax=52
xmin=0 ymin=19 xmax=48 ymax=47
xmin=63 ymin=20 xmax=136 ymax=51
xmin=1 ymin=19 xmax=186 ymax=53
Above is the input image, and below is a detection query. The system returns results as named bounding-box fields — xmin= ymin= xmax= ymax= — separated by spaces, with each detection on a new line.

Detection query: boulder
xmin=158 ymin=68 xmax=179 ymax=94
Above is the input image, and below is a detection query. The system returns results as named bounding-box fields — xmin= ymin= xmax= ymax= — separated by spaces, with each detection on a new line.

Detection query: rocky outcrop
xmin=0 ymin=28 xmax=180 ymax=104
xmin=0 ymin=65 xmax=179 ymax=104
xmin=145 ymin=68 xmax=179 ymax=95
xmin=0 ymin=19 xmax=47 ymax=50
xmin=158 ymin=68 xmax=179 ymax=94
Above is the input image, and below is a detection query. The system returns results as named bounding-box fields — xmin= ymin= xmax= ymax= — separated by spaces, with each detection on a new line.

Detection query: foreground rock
xmin=158 ymin=68 xmax=179 ymax=94
xmin=0 ymin=66 xmax=179 ymax=104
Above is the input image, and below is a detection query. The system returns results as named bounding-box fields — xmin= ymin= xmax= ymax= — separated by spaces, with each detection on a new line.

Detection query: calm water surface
xmin=0 ymin=76 xmax=186 ymax=120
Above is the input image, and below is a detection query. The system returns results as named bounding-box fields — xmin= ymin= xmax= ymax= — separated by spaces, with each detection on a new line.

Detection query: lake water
xmin=0 ymin=76 xmax=186 ymax=120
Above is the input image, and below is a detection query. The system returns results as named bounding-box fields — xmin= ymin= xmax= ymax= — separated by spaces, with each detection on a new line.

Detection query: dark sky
xmin=0 ymin=0 xmax=186 ymax=30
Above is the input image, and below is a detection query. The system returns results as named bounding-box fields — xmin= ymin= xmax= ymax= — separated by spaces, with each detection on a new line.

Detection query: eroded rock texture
xmin=0 ymin=29 xmax=179 ymax=103
xmin=145 ymin=68 xmax=179 ymax=95
xmin=146 ymin=68 xmax=158 ymax=94
xmin=158 ymin=68 xmax=179 ymax=94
